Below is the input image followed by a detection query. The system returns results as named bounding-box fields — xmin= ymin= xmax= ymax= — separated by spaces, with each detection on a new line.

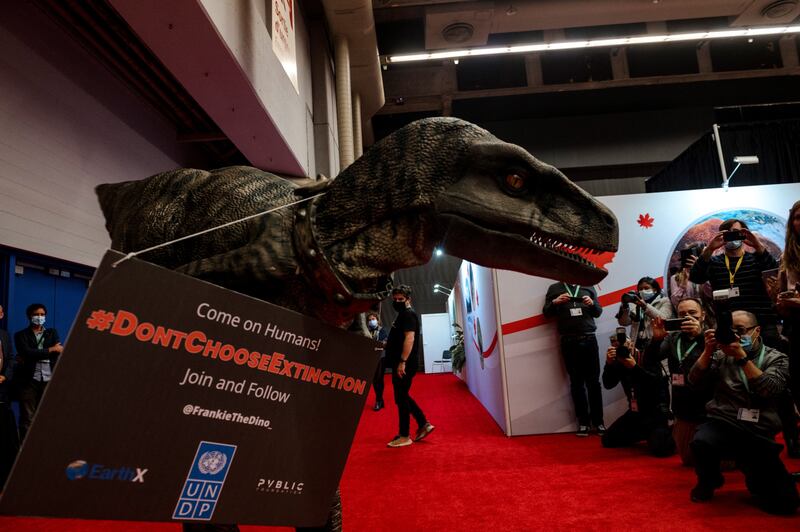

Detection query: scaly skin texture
xmin=97 ymin=117 xmax=618 ymax=328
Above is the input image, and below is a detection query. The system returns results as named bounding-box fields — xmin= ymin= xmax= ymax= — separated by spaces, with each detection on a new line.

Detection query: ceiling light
xmin=506 ymin=4 xmax=517 ymax=16
xmin=386 ymin=24 xmax=800 ymax=64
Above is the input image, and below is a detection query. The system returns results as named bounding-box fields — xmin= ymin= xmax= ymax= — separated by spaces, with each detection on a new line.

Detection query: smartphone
xmin=569 ymin=296 xmax=584 ymax=303
xmin=664 ymin=318 xmax=687 ymax=332
xmin=679 ymin=248 xmax=695 ymax=268
xmin=723 ymin=230 xmax=744 ymax=242
xmin=615 ymin=327 xmax=629 ymax=359
xmin=715 ymin=308 xmax=737 ymax=345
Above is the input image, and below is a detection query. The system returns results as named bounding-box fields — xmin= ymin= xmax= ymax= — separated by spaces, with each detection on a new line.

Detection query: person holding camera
xmin=617 ymin=276 xmax=674 ymax=351
xmin=669 ymin=242 xmax=708 ymax=310
xmin=600 ymin=331 xmax=675 ymax=457
xmin=687 ymin=310 xmax=799 ymax=514
xmin=658 ymin=297 xmax=712 ymax=466
xmin=543 ymin=281 xmax=605 ymax=436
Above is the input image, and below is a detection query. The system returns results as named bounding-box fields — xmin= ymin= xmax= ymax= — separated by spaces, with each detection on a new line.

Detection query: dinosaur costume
xmin=96 ymin=117 xmax=618 ymax=530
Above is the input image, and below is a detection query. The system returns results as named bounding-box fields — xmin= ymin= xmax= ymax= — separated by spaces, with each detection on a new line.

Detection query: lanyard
xmin=737 ymin=345 xmax=766 ymax=394
xmin=675 ymin=336 xmax=697 ymax=364
xmin=35 ymin=331 xmax=45 ymax=349
xmin=563 ymin=284 xmax=580 ymax=298
xmin=724 ymin=254 xmax=744 ymax=287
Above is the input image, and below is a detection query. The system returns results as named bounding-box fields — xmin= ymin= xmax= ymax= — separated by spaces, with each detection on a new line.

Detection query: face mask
xmin=639 ymin=289 xmax=654 ymax=300
xmin=368 ymin=319 xmax=378 ymax=329
xmin=31 ymin=316 xmax=45 ymax=326
xmin=725 ymin=240 xmax=743 ymax=250
xmin=392 ymin=301 xmax=406 ymax=312
xmin=739 ymin=334 xmax=755 ymax=351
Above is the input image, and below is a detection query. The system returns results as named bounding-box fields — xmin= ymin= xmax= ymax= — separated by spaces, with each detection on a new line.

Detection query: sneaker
xmin=373 ymin=399 xmax=384 ymax=411
xmin=387 ymin=436 xmax=412 ymax=448
xmin=576 ymin=425 xmax=590 ymax=437
xmin=414 ymin=422 xmax=435 ymax=442
xmin=690 ymin=476 xmax=724 ymax=502
xmin=596 ymin=424 xmax=607 ymax=436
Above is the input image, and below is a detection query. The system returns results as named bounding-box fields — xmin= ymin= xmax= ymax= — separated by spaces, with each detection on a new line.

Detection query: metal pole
xmin=712 ymin=123 xmax=728 ymax=187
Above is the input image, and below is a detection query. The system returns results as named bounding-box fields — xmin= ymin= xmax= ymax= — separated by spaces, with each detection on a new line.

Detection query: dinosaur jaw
xmin=439 ymin=214 xmax=612 ymax=285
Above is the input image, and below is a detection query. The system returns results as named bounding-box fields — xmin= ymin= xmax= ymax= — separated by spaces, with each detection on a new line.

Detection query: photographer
xmin=659 ymin=298 xmax=712 ymax=466
xmin=617 ymin=277 xmax=674 ymax=351
xmin=688 ymin=310 xmax=799 ymax=514
xmin=669 ymin=242 xmax=708 ymax=310
xmin=601 ymin=333 xmax=675 ymax=457
xmin=689 ymin=218 xmax=779 ymax=346
xmin=543 ymin=281 xmax=605 ymax=436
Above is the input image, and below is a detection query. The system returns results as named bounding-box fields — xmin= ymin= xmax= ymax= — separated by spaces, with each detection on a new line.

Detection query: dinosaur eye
xmin=503 ymin=173 xmax=528 ymax=195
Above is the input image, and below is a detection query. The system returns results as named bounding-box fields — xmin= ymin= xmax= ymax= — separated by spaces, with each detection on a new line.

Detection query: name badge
xmin=737 ymin=408 xmax=760 ymax=423
xmin=671 ymin=374 xmax=685 ymax=387
xmin=729 ymin=287 xmax=740 ymax=298
xmin=630 ymin=399 xmax=639 ymax=412
xmin=569 ymin=308 xmax=583 ymax=317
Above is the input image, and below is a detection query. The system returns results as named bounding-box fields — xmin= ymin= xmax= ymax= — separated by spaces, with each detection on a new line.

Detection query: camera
xmin=680 ymin=245 xmax=704 ymax=268
xmin=664 ymin=318 xmax=687 ymax=332
xmin=621 ymin=291 xmax=638 ymax=305
xmin=712 ymin=291 xmax=737 ymax=344
xmin=569 ymin=296 xmax=584 ymax=303
xmin=615 ymin=327 xmax=630 ymax=359
xmin=723 ymin=230 xmax=744 ymax=242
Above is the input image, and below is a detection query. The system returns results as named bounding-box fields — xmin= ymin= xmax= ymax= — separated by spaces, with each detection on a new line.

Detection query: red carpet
xmin=2 ymin=373 xmax=798 ymax=530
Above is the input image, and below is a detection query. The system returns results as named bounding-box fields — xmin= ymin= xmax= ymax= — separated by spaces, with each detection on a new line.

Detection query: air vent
xmin=442 ymin=22 xmax=474 ymax=44
xmin=762 ymin=0 xmax=797 ymax=19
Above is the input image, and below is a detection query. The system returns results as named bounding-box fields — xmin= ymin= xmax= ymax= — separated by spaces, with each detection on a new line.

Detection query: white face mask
xmin=31 ymin=315 xmax=46 ymax=326
xmin=368 ymin=319 xmax=378 ymax=329
xmin=725 ymin=240 xmax=743 ymax=250
xmin=639 ymin=289 xmax=654 ymax=299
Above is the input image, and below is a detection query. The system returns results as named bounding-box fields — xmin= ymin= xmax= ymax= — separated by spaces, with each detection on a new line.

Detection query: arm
xmin=689 ymin=255 xmax=711 ymax=284
xmin=14 ymin=331 xmax=53 ymax=361
xmin=602 ymin=346 xmax=621 ymax=390
xmin=688 ymin=330 xmax=718 ymax=389
xmin=543 ymin=285 xmax=568 ymax=317
xmin=643 ymin=296 xmax=674 ymax=320
xmin=396 ymin=331 xmax=415 ymax=377
xmin=586 ymin=288 xmax=602 ymax=318
xmin=617 ymin=305 xmax=632 ymax=326
xmin=732 ymin=347 xmax=787 ymax=399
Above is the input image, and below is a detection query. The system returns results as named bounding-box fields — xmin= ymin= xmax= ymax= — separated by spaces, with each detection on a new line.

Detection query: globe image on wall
xmin=65 ymin=460 xmax=89 ymax=480
xmin=666 ymin=208 xmax=786 ymax=279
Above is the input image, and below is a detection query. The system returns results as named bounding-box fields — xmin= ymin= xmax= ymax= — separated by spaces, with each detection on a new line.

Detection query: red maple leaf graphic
xmin=637 ymin=213 xmax=654 ymax=228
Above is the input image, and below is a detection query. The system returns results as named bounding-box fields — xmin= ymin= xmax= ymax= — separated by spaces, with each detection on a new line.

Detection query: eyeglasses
xmin=732 ymin=325 xmax=757 ymax=336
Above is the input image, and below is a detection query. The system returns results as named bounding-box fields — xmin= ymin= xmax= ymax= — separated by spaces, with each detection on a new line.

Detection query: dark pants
xmin=18 ymin=379 xmax=47 ymax=442
xmin=560 ymin=334 xmax=604 ymax=426
xmin=0 ymin=402 xmax=19 ymax=488
xmin=372 ymin=357 xmax=386 ymax=404
xmin=691 ymin=418 xmax=799 ymax=515
xmin=601 ymin=410 xmax=676 ymax=457
xmin=392 ymin=369 xmax=427 ymax=437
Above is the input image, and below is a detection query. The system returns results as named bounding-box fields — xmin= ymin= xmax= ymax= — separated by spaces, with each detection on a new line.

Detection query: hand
xmin=634 ymin=296 xmax=647 ymax=309
xmin=706 ymin=232 xmax=726 ymax=255
xmin=740 ymin=228 xmax=765 ymax=253
xmin=396 ymin=361 xmax=407 ymax=378
xmin=606 ymin=346 xmax=617 ymax=365
xmin=582 ymin=295 xmax=593 ymax=306
xmin=0 ymin=375 xmax=5 ymax=384
xmin=49 ymin=343 xmax=64 ymax=353
xmin=777 ymin=296 xmax=800 ymax=314
xmin=651 ymin=317 xmax=666 ymax=341
xmin=681 ymin=315 xmax=702 ymax=337
xmin=684 ymin=255 xmax=697 ymax=270
xmin=553 ymin=293 xmax=571 ymax=305
xmin=720 ymin=340 xmax=746 ymax=360
xmin=620 ymin=353 xmax=637 ymax=369
xmin=703 ymin=329 xmax=717 ymax=354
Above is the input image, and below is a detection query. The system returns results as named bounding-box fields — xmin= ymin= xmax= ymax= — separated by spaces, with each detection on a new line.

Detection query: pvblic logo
xmin=257 ymin=477 xmax=305 ymax=495
xmin=65 ymin=460 xmax=147 ymax=483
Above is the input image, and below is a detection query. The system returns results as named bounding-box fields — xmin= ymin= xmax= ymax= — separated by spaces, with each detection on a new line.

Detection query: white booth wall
xmin=455 ymin=182 xmax=800 ymax=436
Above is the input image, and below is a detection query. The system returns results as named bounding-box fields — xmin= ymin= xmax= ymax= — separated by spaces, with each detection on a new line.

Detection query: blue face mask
xmin=739 ymin=334 xmax=754 ymax=351
xmin=725 ymin=240 xmax=743 ymax=251
xmin=31 ymin=315 xmax=45 ymax=327
xmin=368 ymin=319 xmax=378 ymax=330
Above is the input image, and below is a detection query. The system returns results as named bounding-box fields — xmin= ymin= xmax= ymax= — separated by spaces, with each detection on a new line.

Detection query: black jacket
xmin=602 ymin=340 xmax=671 ymax=418
xmin=13 ymin=327 xmax=60 ymax=384
xmin=0 ymin=329 xmax=13 ymax=402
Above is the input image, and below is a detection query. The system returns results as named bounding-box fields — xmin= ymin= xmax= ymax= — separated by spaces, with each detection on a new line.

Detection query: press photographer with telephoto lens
xmin=600 ymin=328 xmax=675 ymax=457
xmin=616 ymin=277 xmax=674 ymax=352
xmin=687 ymin=310 xmax=799 ymax=514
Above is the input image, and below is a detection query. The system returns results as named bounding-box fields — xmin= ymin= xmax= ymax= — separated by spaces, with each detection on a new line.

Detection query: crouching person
xmin=688 ymin=310 xmax=799 ymax=515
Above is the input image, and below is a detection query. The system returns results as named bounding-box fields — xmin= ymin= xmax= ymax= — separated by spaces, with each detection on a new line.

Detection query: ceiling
xmin=372 ymin=0 xmax=800 ymax=158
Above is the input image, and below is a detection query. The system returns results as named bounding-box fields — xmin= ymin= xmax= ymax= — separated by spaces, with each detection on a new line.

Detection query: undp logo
xmin=65 ymin=460 xmax=89 ymax=480
xmin=197 ymin=451 xmax=227 ymax=475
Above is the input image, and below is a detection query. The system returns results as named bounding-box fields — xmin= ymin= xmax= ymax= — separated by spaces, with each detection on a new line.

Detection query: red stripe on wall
xmin=500 ymin=277 xmax=664 ymax=336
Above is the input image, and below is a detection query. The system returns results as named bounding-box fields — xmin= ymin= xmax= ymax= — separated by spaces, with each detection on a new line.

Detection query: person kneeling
xmin=688 ymin=310 xmax=799 ymax=515
xmin=601 ymin=335 xmax=675 ymax=457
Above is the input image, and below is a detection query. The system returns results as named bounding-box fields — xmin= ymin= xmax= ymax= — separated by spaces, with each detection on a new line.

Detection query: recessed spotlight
xmin=435 ymin=248 xmax=443 ymax=257
xmin=453 ymin=59 xmax=459 ymax=64
xmin=747 ymin=37 xmax=755 ymax=42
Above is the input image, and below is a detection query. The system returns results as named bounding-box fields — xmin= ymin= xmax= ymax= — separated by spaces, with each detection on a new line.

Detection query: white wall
xmin=421 ymin=313 xmax=452 ymax=374
xmin=0 ymin=8 xmax=196 ymax=267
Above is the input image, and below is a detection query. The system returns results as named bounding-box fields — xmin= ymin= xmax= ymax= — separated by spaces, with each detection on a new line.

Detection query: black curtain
xmin=646 ymin=120 xmax=800 ymax=192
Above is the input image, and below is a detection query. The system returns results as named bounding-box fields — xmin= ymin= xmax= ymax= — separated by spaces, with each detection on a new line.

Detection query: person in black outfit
xmin=0 ymin=305 xmax=20 ymax=488
xmin=386 ymin=285 xmax=434 ymax=448
xmin=601 ymin=333 xmax=675 ymax=457
xmin=659 ymin=297 xmax=712 ymax=466
xmin=13 ymin=303 xmax=62 ymax=442
xmin=367 ymin=312 xmax=389 ymax=411
xmin=543 ymin=282 xmax=605 ymax=436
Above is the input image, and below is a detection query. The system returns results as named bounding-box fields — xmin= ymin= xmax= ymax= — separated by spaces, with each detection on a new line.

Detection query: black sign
xmin=0 ymin=251 xmax=378 ymax=526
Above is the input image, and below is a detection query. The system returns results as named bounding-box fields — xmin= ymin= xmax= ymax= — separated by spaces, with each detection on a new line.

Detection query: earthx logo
xmin=257 ymin=477 xmax=305 ymax=495
xmin=65 ymin=460 xmax=147 ymax=482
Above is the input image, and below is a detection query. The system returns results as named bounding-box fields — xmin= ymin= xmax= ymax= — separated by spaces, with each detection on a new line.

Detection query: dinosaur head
xmin=435 ymin=139 xmax=619 ymax=285
xmin=316 ymin=117 xmax=618 ymax=287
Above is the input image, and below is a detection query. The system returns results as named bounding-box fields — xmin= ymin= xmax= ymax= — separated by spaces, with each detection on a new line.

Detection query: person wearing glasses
xmin=687 ymin=310 xmax=798 ymax=514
